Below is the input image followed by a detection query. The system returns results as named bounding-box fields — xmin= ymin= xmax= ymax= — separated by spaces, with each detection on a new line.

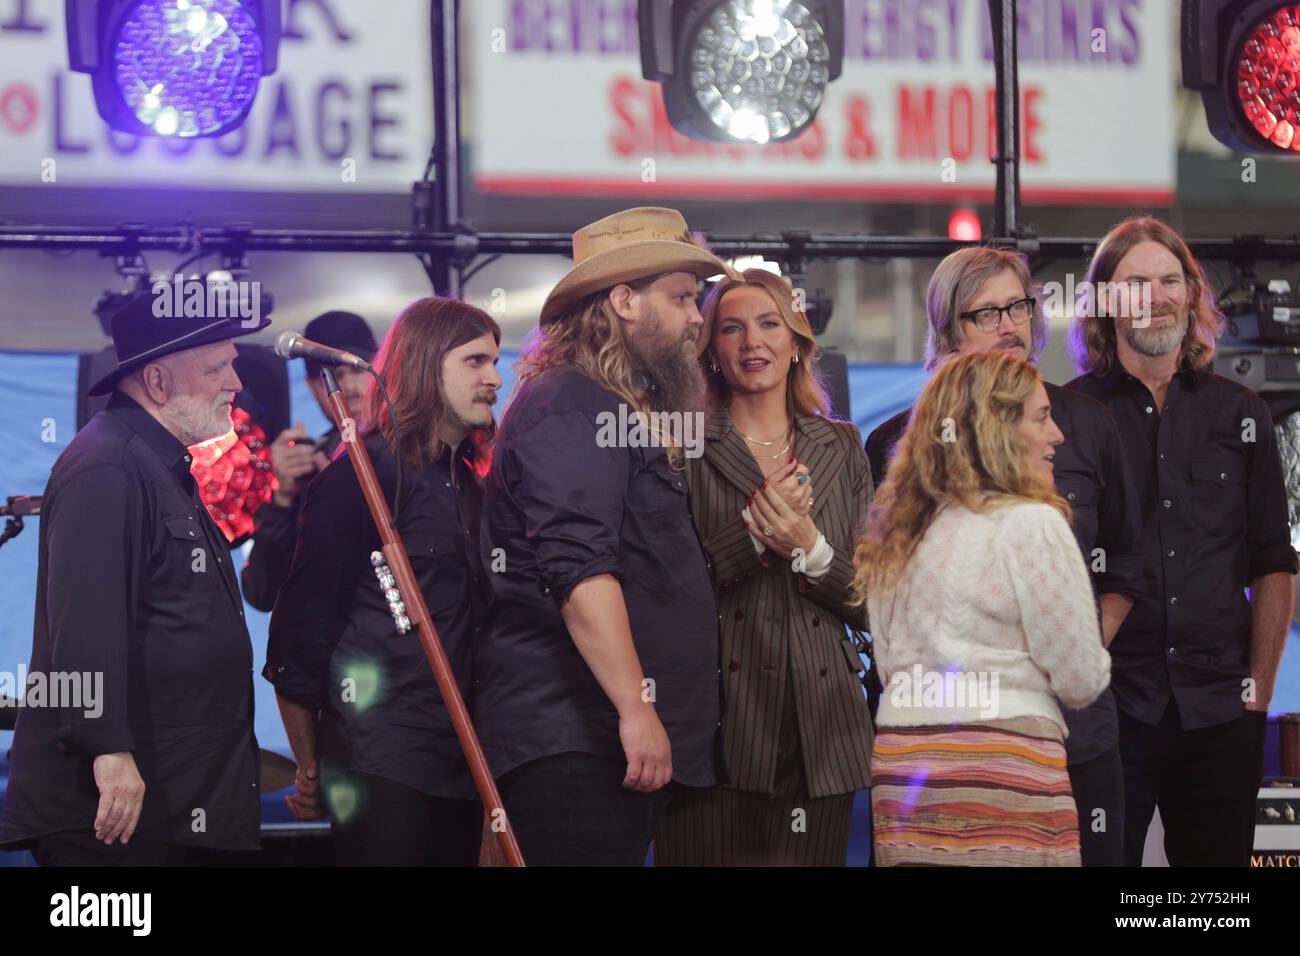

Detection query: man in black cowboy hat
xmin=240 ymin=310 xmax=376 ymax=613
xmin=0 ymin=286 xmax=269 ymax=865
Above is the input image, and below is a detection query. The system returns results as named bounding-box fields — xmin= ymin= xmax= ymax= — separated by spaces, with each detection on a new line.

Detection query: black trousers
xmin=30 ymin=829 xmax=253 ymax=867
xmin=1068 ymin=745 xmax=1125 ymax=867
xmin=1119 ymin=701 xmax=1266 ymax=867
xmin=328 ymin=771 xmax=483 ymax=867
xmin=497 ymin=751 xmax=671 ymax=866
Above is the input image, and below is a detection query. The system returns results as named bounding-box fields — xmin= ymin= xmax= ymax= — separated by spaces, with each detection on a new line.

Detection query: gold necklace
xmin=751 ymin=442 xmax=792 ymax=461
xmin=737 ymin=424 xmax=790 ymax=446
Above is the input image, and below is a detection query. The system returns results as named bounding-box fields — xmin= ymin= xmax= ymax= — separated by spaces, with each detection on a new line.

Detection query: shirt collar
xmin=105 ymin=391 xmax=196 ymax=483
xmin=1102 ymin=355 xmax=1210 ymax=393
xmin=437 ymin=435 xmax=478 ymax=491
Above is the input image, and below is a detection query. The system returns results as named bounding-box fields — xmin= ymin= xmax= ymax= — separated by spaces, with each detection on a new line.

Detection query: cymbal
xmin=0 ymin=696 xmax=19 ymax=731
xmin=259 ymin=749 xmax=298 ymax=792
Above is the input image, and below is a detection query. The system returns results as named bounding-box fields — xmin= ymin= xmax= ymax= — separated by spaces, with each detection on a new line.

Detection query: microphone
xmin=274 ymin=331 xmax=373 ymax=371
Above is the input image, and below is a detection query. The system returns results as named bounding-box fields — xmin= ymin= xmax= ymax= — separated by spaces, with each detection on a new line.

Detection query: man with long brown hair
xmin=265 ymin=297 xmax=502 ymax=865
xmin=474 ymin=207 xmax=739 ymax=865
xmin=1069 ymin=216 xmax=1297 ymax=866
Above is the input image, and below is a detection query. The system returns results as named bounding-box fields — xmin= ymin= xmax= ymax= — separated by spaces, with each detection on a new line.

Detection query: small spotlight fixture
xmin=65 ymin=0 xmax=281 ymax=138
xmin=1182 ymin=1 xmax=1300 ymax=153
xmin=639 ymin=0 xmax=845 ymax=145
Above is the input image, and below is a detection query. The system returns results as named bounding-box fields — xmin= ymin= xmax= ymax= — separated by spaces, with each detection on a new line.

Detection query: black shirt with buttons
xmin=0 ymin=391 xmax=260 ymax=852
xmin=265 ymin=429 xmax=485 ymax=799
xmin=239 ymin=426 xmax=341 ymax=613
xmin=1068 ymin=361 xmax=1298 ymax=730
xmin=474 ymin=366 xmax=722 ymax=788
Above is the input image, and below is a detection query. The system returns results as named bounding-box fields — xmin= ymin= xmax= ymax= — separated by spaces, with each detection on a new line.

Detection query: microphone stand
xmin=320 ymin=368 xmax=525 ymax=867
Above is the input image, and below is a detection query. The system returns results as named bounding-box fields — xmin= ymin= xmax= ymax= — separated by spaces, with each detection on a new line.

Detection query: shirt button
xmin=767 ymin=614 xmax=779 ymax=624
xmin=1162 ymin=499 xmax=1171 ymax=508
xmin=1159 ymin=452 xmax=1166 ymax=460
xmin=1167 ymin=549 xmax=1175 ymax=557
xmin=1220 ymin=472 xmax=1228 ymax=480
xmin=1145 ymin=406 xmax=1154 ymax=414
xmin=734 ymin=609 xmax=744 ymax=621
xmin=1170 ymin=596 xmax=1178 ymax=605
xmin=811 ymin=617 xmax=820 ymax=626
xmin=1066 ymin=492 xmax=1076 ymax=501
xmin=729 ymin=661 xmax=740 ymax=672
xmin=1169 ymin=648 xmax=1177 ymax=656
xmin=819 ymin=667 xmax=828 ymax=676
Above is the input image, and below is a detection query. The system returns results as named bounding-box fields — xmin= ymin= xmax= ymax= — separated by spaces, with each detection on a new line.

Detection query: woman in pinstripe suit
xmin=654 ymin=268 xmax=875 ymax=866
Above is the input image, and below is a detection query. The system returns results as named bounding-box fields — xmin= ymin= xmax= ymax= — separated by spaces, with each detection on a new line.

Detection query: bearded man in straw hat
xmin=475 ymin=207 xmax=742 ymax=866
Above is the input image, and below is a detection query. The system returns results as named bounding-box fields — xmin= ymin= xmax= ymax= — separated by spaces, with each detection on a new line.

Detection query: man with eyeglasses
xmin=865 ymin=246 xmax=1142 ymax=867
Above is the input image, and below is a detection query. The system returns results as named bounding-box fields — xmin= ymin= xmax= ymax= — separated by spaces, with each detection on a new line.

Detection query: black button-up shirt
xmin=265 ymin=430 xmax=483 ymax=799
xmin=0 ymin=392 xmax=260 ymax=851
xmin=1046 ymin=382 xmax=1143 ymax=762
xmin=240 ymin=427 xmax=340 ymax=612
xmin=475 ymin=367 xmax=722 ymax=787
xmin=864 ymin=383 xmax=1144 ymax=763
xmin=1068 ymin=362 xmax=1298 ymax=729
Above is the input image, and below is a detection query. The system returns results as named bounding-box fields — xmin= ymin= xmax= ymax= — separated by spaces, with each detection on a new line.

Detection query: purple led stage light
xmin=110 ymin=0 xmax=264 ymax=137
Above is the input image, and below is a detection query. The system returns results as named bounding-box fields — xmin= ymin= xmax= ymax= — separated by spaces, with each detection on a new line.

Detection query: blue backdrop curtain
xmin=2 ymin=349 xmax=1296 ymax=866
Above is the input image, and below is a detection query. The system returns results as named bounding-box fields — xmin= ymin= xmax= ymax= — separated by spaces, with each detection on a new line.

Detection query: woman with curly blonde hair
xmin=854 ymin=350 xmax=1111 ymax=866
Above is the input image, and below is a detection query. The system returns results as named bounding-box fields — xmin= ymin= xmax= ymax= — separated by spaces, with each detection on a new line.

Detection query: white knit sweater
xmin=867 ymin=499 xmax=1111 ymax=734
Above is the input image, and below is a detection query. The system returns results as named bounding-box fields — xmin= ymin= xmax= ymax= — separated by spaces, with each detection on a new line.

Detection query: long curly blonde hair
xmin=851 ymin=351 xmax=1068 ymax=600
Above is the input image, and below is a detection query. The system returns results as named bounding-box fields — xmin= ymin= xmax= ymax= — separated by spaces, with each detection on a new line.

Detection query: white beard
xmin=168 ymin=393 xmax=232 ymax=445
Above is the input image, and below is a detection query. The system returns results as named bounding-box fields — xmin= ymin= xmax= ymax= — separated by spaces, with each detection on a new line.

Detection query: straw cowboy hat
xmin=539 ymin=207 xmax=742 ymax=325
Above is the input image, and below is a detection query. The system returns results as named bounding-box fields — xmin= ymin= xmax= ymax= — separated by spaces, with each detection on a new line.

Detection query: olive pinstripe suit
xmin=655 ymin=407 xmax=875 ymax=865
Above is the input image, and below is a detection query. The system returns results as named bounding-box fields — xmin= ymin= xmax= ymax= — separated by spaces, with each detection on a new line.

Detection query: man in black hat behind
xmin=240 ymin=311 xmax=376 ymax=613
xmin=0 ymin=286 xmax=269 ymax=865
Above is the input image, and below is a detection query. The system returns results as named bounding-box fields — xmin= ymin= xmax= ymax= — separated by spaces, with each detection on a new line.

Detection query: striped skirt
xmin=870 ymin=717 xmax=1081 ymax=866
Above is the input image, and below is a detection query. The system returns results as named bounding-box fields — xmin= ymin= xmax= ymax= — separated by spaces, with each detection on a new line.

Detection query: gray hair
xmin=923 ymin=247 xmax=1049 ymax=372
